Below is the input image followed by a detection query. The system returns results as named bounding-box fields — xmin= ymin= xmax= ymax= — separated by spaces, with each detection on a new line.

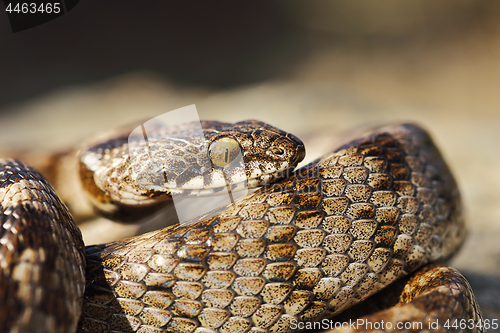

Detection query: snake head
xmin=78 ymin=120 xmax=305 ymax=222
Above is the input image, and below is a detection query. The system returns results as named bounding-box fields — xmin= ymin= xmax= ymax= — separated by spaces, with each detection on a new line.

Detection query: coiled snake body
xmin=0 ymin=121 xmax=484 ymax=333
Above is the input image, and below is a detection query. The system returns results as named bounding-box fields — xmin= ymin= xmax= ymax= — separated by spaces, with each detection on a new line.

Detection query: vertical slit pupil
xmin=225 ymin=148 xmax=229 ymax=163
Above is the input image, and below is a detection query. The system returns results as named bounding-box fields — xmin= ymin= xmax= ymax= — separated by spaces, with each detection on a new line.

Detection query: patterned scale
xmin=78 ymin=124 xmax=466 ymax=333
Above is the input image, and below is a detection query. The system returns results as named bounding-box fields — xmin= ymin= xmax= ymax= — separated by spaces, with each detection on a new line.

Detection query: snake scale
xmin=0 ymin=121 xmax=484 ymax=333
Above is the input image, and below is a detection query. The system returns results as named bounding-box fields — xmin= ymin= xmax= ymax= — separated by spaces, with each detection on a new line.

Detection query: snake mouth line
xmin=164 ymin=167 xmax=297 ymax=197
xmin=169 ymin=179 xmax=250 ymax=197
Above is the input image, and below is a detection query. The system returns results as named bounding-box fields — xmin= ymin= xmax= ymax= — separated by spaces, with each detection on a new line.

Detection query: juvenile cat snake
xmin=0 ymin=121 xmax=484 ymax=333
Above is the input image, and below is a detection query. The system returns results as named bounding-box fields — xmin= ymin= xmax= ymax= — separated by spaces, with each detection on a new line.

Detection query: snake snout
xmin=287 ymin=133 xmax=306 ymax=165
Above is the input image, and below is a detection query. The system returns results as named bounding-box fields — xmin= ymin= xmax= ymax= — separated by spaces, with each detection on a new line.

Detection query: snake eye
xmin=209 ymin=137 xmax=243 ymax=168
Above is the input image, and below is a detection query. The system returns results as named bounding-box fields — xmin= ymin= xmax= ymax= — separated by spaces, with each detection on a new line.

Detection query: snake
xmin=0 ymin=120 xmax=485 ymax=333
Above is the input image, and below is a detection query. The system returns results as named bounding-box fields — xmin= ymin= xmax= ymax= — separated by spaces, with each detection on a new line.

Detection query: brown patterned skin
xmin=0 ymin=123 xmax=483 ymax=333
xmin=0 ymin=160 xmax=85 ymax=333
xmin=77 ymin=124 xmax=481 ymax=333
xmin=323 ymin=264 xmax=484 ymax=333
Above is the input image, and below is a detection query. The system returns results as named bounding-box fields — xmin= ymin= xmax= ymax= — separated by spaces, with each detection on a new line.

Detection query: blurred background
xmin=0 ymin=0 xmax=499 ymax=327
